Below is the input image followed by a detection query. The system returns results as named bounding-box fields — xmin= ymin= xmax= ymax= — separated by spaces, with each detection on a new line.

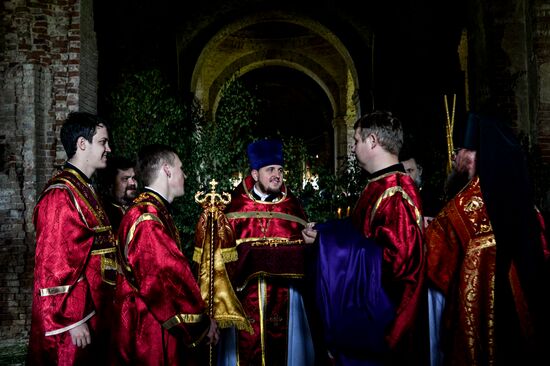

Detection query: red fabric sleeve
xmin=126 ymin=217 xmax=208 ymax=343
xmin=371 ymin=192 xmax=424 ymax=347
xmin=374 ymin=196 xmax=424 ymax=284
xmin=33 ymin=188 xmax=95 ymax=334
xmin=425 ymin=207 xmax=462 ymax=296
xmin=535 ymin=209 xmax=550 ymax=262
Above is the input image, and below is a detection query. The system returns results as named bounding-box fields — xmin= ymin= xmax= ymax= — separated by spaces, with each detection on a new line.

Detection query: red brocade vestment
xmin=425 ymin=176 xmax=549 ymax=366
xmin=112 ymin=191 xmax=211 ymax=366
xmin=351 ymin=169 xmax=426 ymax=363
xmin=223 ymin=175 xmax=313 ymax=365
xmin=102 ymin=196 xmax=126 ymax=233
xmin=28 ymin=167 xmax=117 ymax=366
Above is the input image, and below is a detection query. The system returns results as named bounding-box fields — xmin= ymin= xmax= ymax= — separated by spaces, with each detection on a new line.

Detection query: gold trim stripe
xmin=243 ymin=183 xmax=287 ymax=203
xmin=93 ymin=225 xmax=112 ymax=233
xmin=235 ymin=237 xmax=304 ymax=246
xmin=40 ymin=285 xmax=71 ymax=296
xmin=226 ymin=211 xmax=307 ymax=227
xmin=56 ymin=175 xmax=104 ymax=225
xmin=125 ymin=213 xmax=164 ymax=257
xmin=133 ymin=201 xmax=160 ymax=210
xmin=39 ymin=276 xmax=84 ymax=296
xmin=370 ymin=186 xmax=423 ymax=230
xmin=466 ymin=236 xmax=496 ymax=255
xmin=258 ymin=277 xmax=266 ymax=365
xmin=45 ymin=311 xmax=95 ymax=336
xmin=91 ymin=247 xmax=117 ymax=255
xmin=193 ymin=247 xmax=201 ymax=263
xmin=162 ymin=313 xmax=205 ymax=329
xmin=193 ymin=246 xmax=238 ymax=263
xmin=46 ymin=183 xmax=89 ymax=228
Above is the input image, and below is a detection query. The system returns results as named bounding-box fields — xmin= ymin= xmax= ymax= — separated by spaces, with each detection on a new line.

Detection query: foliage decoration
xmin=106 ymin=69 xmax=368 ymax=257
xmin=107 ymin=71 xmax=263 ymax=255
xmin=297 ymin=151 xmax=366 ymax=222
xmin=107 ymin=69 xmax=202 ymax=254
xmin=192 ymin=76 xmax=260 ymax=194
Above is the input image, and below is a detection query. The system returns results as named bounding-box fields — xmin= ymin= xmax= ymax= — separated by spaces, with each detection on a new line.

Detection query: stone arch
xmin=209 ymin=54 xmax=339 ymax=119
xmin=189 ymin=11 xmax=364 ymax=170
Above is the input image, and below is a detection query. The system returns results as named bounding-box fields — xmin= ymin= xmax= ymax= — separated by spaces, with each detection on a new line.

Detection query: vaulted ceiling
xmin=94 ymin=0 xmax=465 ymax=169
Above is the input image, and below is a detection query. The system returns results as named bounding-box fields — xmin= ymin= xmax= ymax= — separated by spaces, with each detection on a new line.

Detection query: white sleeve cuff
xmin=44 ymin=310 xmax=95 ymax=336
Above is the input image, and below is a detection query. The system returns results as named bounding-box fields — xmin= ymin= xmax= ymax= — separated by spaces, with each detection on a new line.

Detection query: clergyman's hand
xmin=302 ymin=222 xmax=318 ymax=244
xmin=424 ymin=216 xmax=434 ymax=229
xmin=69 ymin=323 xmax=91 ymax=348
xmin=205 ymin=318 xmax=220 ymax=346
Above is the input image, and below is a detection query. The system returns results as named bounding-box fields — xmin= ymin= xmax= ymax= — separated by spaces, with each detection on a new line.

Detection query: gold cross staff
xmin=195 ymin=179 xmax=231 ymax=210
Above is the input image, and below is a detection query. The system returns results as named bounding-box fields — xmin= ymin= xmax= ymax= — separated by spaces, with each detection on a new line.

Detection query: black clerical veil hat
xmin=453 ymin=112 xmax=480 ymax=150
xmin=467 ymin=110 xmax=546 ymax=327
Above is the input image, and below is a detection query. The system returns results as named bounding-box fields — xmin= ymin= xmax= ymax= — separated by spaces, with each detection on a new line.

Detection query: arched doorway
xmin=188 ymin=13 xmax=364 ymax=171
xmin=237 ymin=66 xmax=333 ymax=167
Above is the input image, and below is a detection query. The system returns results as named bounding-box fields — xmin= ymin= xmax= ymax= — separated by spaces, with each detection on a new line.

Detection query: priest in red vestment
xmin=303 ymin=111 xmax=428 ymax=366
xmin=27 ymin=112 xmax=118 ymax=365
xmin=217 ymin=138 xmax=317 ymax=366
xmin=111 ymin=144 xmax=219 ymax=365
xmin=99 ymin=156 xmax=138 ymax=232
xmin=425 ymin=110 xmax=550 ymax=366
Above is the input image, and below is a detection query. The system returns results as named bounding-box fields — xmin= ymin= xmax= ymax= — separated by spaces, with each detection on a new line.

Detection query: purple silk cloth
xmin=313 ymin=218 xmax=395 ymax=366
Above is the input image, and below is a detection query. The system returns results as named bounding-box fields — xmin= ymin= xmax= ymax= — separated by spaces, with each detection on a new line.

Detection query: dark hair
xmin=60 ymin=112 xmax=109 ymax=159
xmin=353 ymin=110 xmax=403 ymax=155
xmin=137 ymin=144 xmax=178 ymax=186
xmin=100 ymin=156 xmax=135 ymax=187
xmin=108 ymin=156 xmax=135 ymax=172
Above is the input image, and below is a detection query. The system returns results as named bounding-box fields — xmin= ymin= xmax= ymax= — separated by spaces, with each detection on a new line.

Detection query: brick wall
xmin=79 ymin=0 xmax=97 ymax=113
xmin=468 ymin=0 xmax=550 ymax=159
xmin=534 ymin=1 xmax=550 ymax=160
xmin=0 ymin=0 xmax=96 ymax=341
xmin=465 ymin=0 xmax=550 ymax=213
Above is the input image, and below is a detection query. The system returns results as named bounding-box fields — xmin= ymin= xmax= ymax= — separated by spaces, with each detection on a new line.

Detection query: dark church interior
xmin=1 ymin=0 xmax=549 ymax=362
xmin=92 ymin=0 xmax=470 ymax=207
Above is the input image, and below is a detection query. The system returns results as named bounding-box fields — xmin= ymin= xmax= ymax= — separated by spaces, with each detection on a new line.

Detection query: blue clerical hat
xmin=247 ymin=139 xmax=284 ymax=170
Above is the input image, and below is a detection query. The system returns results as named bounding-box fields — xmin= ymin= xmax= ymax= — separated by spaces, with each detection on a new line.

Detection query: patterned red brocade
xmin=28 ymin=168 xmax=117 ymax=365
xmin=425 ymin=176 xmax=548 ymax=366
xmin=225 ymin=176 xmax=309 ymax=288
xmin=426 ymin=177 xmax=495 ymax=366
xmin=112 ymin=191 xmax=210 ymax=365
xmin=224 ymin=175 xmax=311 ymax=365
xmin=351 ymin=171 xmax=426 ymax=357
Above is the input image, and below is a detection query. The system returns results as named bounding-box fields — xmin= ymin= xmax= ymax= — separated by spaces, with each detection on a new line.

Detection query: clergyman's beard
xmin=123 ymin=186 xmax=138 ymax=202
xmin=258 ymin=181 xmax=281 ymax=196
xmin=444 ymin=168 xmax=470 ymax=200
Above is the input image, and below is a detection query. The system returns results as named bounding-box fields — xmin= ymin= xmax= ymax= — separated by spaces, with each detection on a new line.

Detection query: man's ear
xmin=368 ymin=133 xmax=378 ymax=149
xmin=76 ymin=136 xmax=87 ymax=151
xmin=251 ymin=169 xmax=259 ymax=181
xmin=163 ymin=163 xmax=171 ymax=179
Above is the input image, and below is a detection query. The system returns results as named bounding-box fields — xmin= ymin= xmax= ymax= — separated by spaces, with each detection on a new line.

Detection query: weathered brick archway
xmin=188 ymin=12 xmax=365 ymax=170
